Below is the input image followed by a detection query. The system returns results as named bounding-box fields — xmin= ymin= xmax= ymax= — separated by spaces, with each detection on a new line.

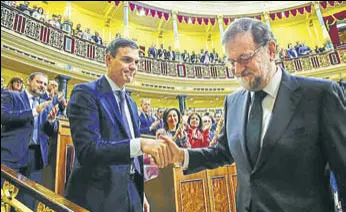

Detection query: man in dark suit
xmin=148 ymin=44 xmax=157 ymax=58
xmin=181 ymin=50 xmax=190 ymax=63
xmin=65 ymin=38 xmax=172 ymax=212
xmin=163 ymin=18 xmax=346 ymax=212
xmin=1 ymin=72 xmax=59 ymax=209
xmin=165 ymin=46 xmax=175 ymax=61
xmin=157 ymin=44 xmax=166 ymax=60
xmin=139 ymin=98 xmax=160 ymax=136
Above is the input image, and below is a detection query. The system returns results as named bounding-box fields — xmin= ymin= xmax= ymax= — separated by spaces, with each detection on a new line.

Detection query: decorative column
xmin=62 ymin=1 xmax=73 ymax=34
xmin=263 ymin=12 xmax=272 ymax=31
xmin=218 ymin=15 xmax=224 ymax=43
xmin=172 ymin=10 xmax=181 ymax=59
xmin=123 ymin=1 xmax=130 ymax=38
xmin=176 ymin=95 xmax=187 ymax=114
xmin=313 ymin=2 xmax=334 ymax=50
xmin=55 ymin=75 xmax=71 ymax=99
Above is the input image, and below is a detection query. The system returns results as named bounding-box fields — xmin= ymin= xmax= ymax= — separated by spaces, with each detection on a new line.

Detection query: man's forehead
xmin=226 ymin=32 xmax=257 ymax=57
xmin=118 ymin=47 xmax=139 ymax=58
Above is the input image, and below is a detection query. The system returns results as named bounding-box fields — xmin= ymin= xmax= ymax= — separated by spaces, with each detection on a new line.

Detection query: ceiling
xmin=137 ymin=1 xmax=312 ymax=15
xmin=71 ymin=1 xmax=320 ymax=33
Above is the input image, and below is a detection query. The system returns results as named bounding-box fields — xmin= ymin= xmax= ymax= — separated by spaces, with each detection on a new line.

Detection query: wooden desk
xmin=145 ymin=164 xmax=237 ymax=212
xmin=54 ymin=121 xmax=238 ymax=210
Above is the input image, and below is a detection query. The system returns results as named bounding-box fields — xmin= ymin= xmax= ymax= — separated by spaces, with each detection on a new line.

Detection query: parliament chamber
xmin=1 ymin=1 xmax=345 ymax=212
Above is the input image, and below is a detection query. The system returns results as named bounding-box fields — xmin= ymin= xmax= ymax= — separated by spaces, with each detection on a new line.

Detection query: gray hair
xmin=106 ymin=38 xmax=138 ymax=57
xmin=222 ymin=18 xmax=276 ymax=49
xmin=28 ymin=72 xmax=48 ymax=82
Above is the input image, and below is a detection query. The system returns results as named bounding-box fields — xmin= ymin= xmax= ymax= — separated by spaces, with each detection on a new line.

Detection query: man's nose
xmin=234 ymin=63 xmax=246 ymax=76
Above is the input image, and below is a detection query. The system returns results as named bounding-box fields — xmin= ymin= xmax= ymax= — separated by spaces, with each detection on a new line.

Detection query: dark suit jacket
xmin=148 ymin=47 xmax=157 ymax=58
xmin=186 ymin=70 xmax=346 ymax=212
xmin=1 ymin=90 xmax=57 ymax=169
xmin=65 ymin=76 xmax=143 ymax=212
xmin=139 ymin=112 xmax=156 ymax=136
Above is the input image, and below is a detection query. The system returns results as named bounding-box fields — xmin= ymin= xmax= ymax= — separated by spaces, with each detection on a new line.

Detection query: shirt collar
xmin=104 ymin=74 xmax=126 ymax=93
xmin=250 ymin=67 xmax=282 ymax=99
xmin=25 ymin=89 xmax=36 ymax=100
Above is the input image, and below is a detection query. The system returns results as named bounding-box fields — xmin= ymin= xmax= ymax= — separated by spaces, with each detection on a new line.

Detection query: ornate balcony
xmin=1 ymin=3 xmax=345 ymax=97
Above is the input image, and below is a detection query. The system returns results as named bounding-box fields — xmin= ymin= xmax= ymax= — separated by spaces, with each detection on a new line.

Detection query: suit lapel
xmin=22 ymin=91 xmax=31 ymax=110
xmin=239 ymin=90 xmax=253 ymax=171
xmin=253 ymin=71 xmax=302 ymax=172
xmin=126 ymin=93 xmax=140 ymax=137
xmin=98 ymin=76 xmax=122 ymax=127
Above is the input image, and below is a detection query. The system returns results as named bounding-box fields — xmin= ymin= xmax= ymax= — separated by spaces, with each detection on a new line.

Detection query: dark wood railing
xmin=1 ymin=164 xmax=89 ymax=212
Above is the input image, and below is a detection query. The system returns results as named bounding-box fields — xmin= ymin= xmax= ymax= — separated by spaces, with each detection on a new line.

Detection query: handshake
xmin=140 ymin=135 xmax=185 ymax=168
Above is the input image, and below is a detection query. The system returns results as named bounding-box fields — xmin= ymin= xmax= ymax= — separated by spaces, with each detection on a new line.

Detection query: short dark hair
xmin=106 ymin=38 xmax=138 ymax=57
xmin=28 ymin=72 xmax=48 ymax=82
xmin=187 ymin=112 xmax=203 ymax=131
xmin=162 ymin=108 xmax=181 ymax=131
xmin=222 ymin=18 xmax=276 ymax=50
xmin=9 ymin=76 xmax=23 ymax=84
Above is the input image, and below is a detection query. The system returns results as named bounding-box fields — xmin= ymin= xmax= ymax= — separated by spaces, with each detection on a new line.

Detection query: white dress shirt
xmin=26 ymin=90 xmax=39 ymax=117
xmin=182 ymin=69 xmax=282 ymax=169
xmin=104 ymin=75 xmax=142 ymax=158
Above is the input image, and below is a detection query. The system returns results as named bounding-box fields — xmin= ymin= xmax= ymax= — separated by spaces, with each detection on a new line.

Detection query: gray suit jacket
xmin=186 ymin=69 xmax=346 ymax=212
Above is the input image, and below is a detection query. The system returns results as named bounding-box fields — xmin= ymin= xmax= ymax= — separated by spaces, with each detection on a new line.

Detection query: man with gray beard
xmin=162 ymin=18 xmax=346 ymax=212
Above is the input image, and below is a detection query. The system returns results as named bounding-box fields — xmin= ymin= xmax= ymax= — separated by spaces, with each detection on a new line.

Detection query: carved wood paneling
xmin=173 ymin=168 xmax=210 ymax=212
xmin=210 ymin=176 xmax=230 ymax=212
xmin=207 ymin=167 xmax=231 ymax=212
xmin=228 ymin=165 xmax=237 ymax=212
xmin=181 ymin=180 xmax=208 ymax=212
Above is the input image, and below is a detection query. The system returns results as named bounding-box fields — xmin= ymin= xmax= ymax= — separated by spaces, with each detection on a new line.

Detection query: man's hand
xmin=150 ymin=120 xmax=160 ymax=130
xmin=159 ymin=135 xmax=185 ymax=164
xmin=141 ymin=138 xmax=171 ymax=168
xmin=36 ymin=101 xmax=51 ymax=114
xmin=48 ymin=104 xmax=59 ymax=120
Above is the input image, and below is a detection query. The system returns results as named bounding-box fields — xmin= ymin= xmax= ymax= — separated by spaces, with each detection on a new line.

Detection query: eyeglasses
xmin=229 ymin=44 xmax=266 ymax=66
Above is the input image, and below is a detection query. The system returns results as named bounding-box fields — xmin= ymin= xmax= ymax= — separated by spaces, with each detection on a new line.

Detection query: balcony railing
xmin=1 ymin=164 xmax=88 ymax=212
xmin=1 ymin=2 xmax=345 ymax=81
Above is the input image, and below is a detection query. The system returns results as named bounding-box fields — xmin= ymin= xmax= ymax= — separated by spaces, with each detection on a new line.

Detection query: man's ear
xmin=267 ymin=41 xmax=276 ymax=61
xmin=105 ymin=54 xmax=111 ymax=67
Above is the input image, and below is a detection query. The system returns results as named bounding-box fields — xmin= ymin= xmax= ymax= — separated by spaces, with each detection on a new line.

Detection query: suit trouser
xmin=1 ymin=145 xmax=43 ymax=211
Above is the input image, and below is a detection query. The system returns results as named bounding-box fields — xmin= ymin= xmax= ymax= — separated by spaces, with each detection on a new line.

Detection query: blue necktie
xmin=32 ymin=97 xmax=39 ymax=144
xmin=246 ymin=91 xmax=267 ymax=167
xmin=116 ymin=90 xmax=141 ymax=174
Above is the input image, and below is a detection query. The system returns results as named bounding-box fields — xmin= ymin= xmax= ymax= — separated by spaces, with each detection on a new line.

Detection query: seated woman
xmin=156 ymin=108 xmax=189 ymax=148
xmin=186 ymin=112 xmax=210 ymax=148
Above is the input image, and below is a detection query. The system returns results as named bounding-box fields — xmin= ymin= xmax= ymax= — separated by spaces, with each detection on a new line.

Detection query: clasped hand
xmin=141 ymin=135 xmax=184 ymax=168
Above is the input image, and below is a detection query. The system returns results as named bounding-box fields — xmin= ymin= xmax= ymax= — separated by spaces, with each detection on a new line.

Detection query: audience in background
xmin=7 ymin=76 xmax=24 ymax=92
xmin=156 ymin=108 xmax=188 ymax=148
xmin=32 ymin=7 xmax=45 ymax=21
xmin=186 ymin=112 xmax=210 ymax=148
xmin=92 ymin=31 xmax=103 ymax=45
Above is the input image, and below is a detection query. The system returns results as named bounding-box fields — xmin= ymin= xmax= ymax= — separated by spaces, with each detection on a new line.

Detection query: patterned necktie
xmin=32 ymin=97 xmax=39 ymax=144
xmin=116 ymin=90 xmax=141 ymax=174
xmin=246 ymin=90 xmax=267 ymax=167
xmin=116 ymin=90 xmax=131 ymax=137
